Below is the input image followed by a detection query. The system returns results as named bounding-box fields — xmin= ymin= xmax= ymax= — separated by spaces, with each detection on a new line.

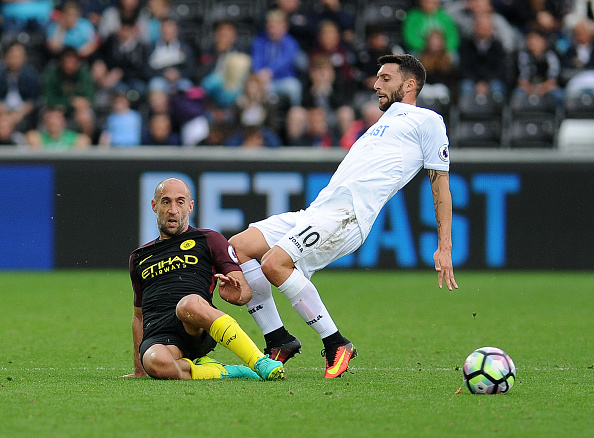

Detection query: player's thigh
xmin=276 ymin=206 xmax=360 ymax=278
xmin=229 ymin=227 xmax=271 ymax=263
xmin=140 ymin=329 xmax=217 ymax=366
xmin=295 ymin=219 xmax=362 ymax=277
xmin=141 ymin=343 xmax=182 ymax=371
xmin=249 ymin=210 xmax=301 ymax=250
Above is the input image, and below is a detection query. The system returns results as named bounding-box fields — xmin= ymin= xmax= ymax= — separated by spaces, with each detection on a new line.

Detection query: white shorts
xmin=249 ymin=192 xmax=363 ymax=279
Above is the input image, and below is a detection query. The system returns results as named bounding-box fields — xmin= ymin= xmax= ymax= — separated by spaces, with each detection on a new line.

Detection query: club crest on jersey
xmin=180 ymin=239 xmax=196 ymax=250
xmin=438 ymin=144 xmax=449 ymax=162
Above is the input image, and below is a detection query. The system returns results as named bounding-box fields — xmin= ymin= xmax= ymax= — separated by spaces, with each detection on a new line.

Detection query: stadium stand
xmin=0 ymin=0 xmax=590 ymax=149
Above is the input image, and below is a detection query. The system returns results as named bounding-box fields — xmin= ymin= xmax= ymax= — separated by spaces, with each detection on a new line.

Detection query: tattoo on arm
xmin=428 ymin=169 xmax=447 ymax=185
xmin=428 ymin=170 xmax=449 ymax=233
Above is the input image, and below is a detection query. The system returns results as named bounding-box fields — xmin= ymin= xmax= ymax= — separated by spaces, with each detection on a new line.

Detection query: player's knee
xmin=176 ymin=295 xmax=212 ymax=335
xmin=260 ymin=250 xmax=292 ymax=285
xmin=142 ymin=349 xmax=174 ymax=379
xmin=229 ymin=232 xmax=250 ymax=262
xmin=176 ymin=294 xmax=206 ymax=322
xmin=260 ymin=255 xmax=278 ymax=280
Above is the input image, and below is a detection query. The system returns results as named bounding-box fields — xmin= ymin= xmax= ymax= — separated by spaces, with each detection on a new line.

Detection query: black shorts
xmin=139 ymin=314 xmax=217 ymax=365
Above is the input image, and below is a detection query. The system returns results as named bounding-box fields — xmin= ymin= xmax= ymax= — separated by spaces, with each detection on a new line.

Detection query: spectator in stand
xmin=446 ymin=0 xmax=518 ymax=53
xmin=355 ymin=28 xmax=403 ymax=94
xmin=561 ymin=19 xmax=594 ymax=83
xmin=402 ymin=0 xmax=460 ymax=56
xmin=492 ymin=0 xmax=569 ymax=36
xmin=74 ymin=105 xmax=101 ymax=145
xmin=147 ymin=18 xmax=196 ymax=93
xmin=251 ymin=9 xmax=303 ymax=107
xmin=146 ymin=0 xmax=176 ymax=45
xmin=275 ymin=0 xmax=314 ymax=51
xmin=533 ymin=0 xmax=570 ymax=34
xmin=299 ymin=54 xmax=352 ymax=138
xmin=199 ymin=122 xmax=229 ymax=146
xmin=512 ymin=28 xmax=564 ymax=108
xmin=46 ymin=1 xmax=100 ymax=59
xmin=285 ymin=105 xmax=307 ymax=145
xmin=142 ymin=88 xmax=169 ymax=119
xmin=98 ymin=0 xmax=150 ymax=43
xmin=198 ymin=23 xmax=250 ymax=123
xmin=201 ymin=52 xmax=252 ymax=110
xmin=339 ymin=100 xmax=383 ymax=150
xmin=197 ymin=21 xmax=246 ymax=83
xmin=564 ymin=0 xmax=594 ymax=31
xmin=141 ymin=113 xmax=181 ymax=146
xmin=26 ymin=105 xmax=91 ymax=149
xmin=92 ymin=19 xmax=150 ymax=102
xmin=232 ymin=73 xmax=282 ymax=137
xmin=308 ymin=20 xmax=357 ymax=104
xmin=418 ymin=30 xmax=460 ymax=102
xmin=309 ymin=0 xmax=357 ymax=45
xmin=458 ymin=12 xmax=508 ymax=100
xmin=0 ymin=41 xmax=41 ymax=132
xmin=42 ymin=46 xmax=94 ymax=123
xmin=224 ymin=125 xmax=283 ymax=148
xmin=0 ymin=111 xmax=28 ymax=146
xmin=1 ymin=0 xmax=54 ymax=43
xmin=222 ymin=73 xmax=284 ymax=148
xmin=490 ymin=0 xmax=537 ymax=34
xmin=288 ymin=106 xmax=336 ymax=147
xmin=99 ymin=91 xmax=142 ymax=147
xmin=167 ymin=85 xmax=210 ymax=146
xmin=78 ymin=0 xmax=117 ymax=28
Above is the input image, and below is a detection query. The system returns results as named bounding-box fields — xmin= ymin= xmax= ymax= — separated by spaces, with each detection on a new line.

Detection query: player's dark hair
xmin=377 ymin=54 xmax=426 ymax=96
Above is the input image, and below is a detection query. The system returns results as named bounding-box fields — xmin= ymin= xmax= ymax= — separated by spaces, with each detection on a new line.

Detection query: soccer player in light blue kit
xmin=230 ymin=54 xmax=459 ymax=378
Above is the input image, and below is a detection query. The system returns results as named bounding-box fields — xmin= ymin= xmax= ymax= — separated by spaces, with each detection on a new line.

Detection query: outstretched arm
xmin=121 ymin=306 xmax=147 ymax=378
xmin=428 ymin=169 xmax=459 ymax=291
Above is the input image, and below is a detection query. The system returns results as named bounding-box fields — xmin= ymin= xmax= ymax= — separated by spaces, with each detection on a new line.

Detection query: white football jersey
xmin=309 ymin=102 xmax=450 ymax=240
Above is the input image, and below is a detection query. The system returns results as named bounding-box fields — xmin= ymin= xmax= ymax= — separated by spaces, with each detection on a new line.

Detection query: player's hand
xmin=120 ymin=370 xmax=147 ymax=378
xmin=434 ymin=248 xmax=458 ymax=291
xmin=216 ymin=273 xmax=242 ymax=304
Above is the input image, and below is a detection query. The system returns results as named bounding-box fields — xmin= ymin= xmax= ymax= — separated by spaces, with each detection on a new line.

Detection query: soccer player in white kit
xmin=229 ymin=54 xmax=458 ymax=378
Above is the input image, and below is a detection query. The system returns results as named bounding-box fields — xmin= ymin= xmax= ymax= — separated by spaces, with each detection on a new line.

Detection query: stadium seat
xmin=417 ymin=94 xmax=451 ymax=126
xmin=458 ymin=93 xmax=504 ymax=121
xmin=207 ymin=0 xmax=264 ymax=25
xmin=508 ymin=117 xmax=556 ymax=148
xmin=557 ymin=119 xmax=594 ymax=152
xmin=510 ymin=92 xmax=557 ymax=117
xmin=454 ymin=120 xmax=502 ymax=148
xmin=563 ymin=92 xmax=594 ymax=119
xmin=173 ymin=0 xmax=207 ymax=23
xmin=360 ymin=0 xmax=412 ymax=43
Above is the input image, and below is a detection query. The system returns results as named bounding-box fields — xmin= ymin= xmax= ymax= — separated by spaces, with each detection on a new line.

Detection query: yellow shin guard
xmin=209 ymin=314 xmax=263 ymax=369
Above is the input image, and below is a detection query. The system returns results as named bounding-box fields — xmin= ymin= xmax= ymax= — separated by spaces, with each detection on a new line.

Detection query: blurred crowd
xmin=0 ymin=0 xmax=592 ymax=149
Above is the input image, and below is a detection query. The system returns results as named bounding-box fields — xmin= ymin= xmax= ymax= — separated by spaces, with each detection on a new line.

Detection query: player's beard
xmin=157 ymin=215 xmax=187 ymax=238
xmin=379 ymin=82 xmax=405 ymax=112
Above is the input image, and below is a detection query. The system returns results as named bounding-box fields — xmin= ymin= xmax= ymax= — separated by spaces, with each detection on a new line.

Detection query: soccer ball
xmin=462 ymin=346 xmax=516 ymax=394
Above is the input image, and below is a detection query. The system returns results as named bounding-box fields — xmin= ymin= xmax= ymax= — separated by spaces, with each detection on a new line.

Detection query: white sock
xmin=278 ymin=269 xmax=338 ymax=339
xmin=241 ymin=259 xmax=284 ymax=335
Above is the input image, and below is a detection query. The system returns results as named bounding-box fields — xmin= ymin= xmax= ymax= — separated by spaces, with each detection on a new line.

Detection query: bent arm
xmin=217 ymin=270 xmax=253 ymax=306
xmin=428 ymin=169 xmax=458 ymax=290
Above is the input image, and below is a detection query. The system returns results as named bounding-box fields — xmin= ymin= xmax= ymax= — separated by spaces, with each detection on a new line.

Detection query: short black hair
xmin=377 ymin=54 xmax=426 ymax=96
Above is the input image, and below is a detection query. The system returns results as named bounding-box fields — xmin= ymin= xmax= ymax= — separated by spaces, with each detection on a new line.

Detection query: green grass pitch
xmin=1 ymin=270 xmax=592 ymax=437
